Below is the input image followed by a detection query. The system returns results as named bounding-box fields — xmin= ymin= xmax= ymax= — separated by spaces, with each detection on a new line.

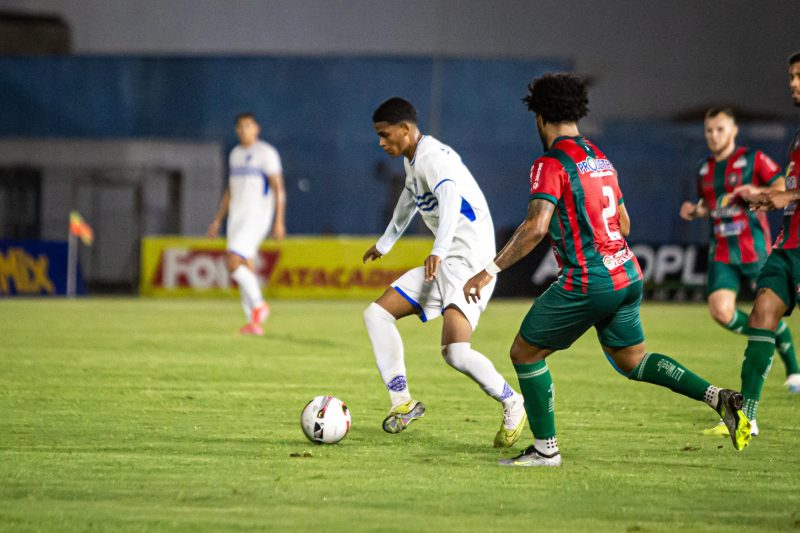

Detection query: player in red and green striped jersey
xmin=463 ymin=73 xmax=751 ymax=467
xmin=733 ymin=52 xmax=800 ymax=435
xmin=679 ymin=107 xmax=800 ymax=403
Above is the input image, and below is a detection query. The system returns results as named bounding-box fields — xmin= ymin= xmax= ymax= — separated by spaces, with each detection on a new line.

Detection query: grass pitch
xmin=1 ymin=298 xmax=799 ymax=532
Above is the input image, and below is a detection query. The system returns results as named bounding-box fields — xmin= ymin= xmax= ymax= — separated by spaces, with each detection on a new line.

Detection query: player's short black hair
xmin=372 ymin=97 xmax=418 ymax=125
xmin=789 ymin=52 xmax=800 ymax=66
xmin=705 ymin=107 xmax=736 ymax=122
xmin=235 ymin=112 xmax=258 ymax=124
xmin=522 ymin=73 xmax=589 ymax=124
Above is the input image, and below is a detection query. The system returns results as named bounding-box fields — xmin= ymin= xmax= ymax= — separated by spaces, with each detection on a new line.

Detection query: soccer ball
xmin=300 ymin=395 xmax=351 ymax=444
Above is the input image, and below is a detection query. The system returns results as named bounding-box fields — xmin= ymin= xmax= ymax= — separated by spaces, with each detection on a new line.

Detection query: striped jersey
xmin=529 ymin=136 xmax=642 ymax=293
xmin=696 ymin=146 xmax=781 ymax=264
xmin=774 ymin=129 xmax=800 ymax=249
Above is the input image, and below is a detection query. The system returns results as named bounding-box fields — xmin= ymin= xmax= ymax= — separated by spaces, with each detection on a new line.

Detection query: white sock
xmin=441 ymin=342 xmax=514 ymax=402
xmin=703 ymin=385 xmax=720 ymax=409
xmin=231 ymin=265 xmax=263 ymax=320
xmin=534 ymin=436 xmax=559 ymax=456
xmin=364 ymin=303 xmax=410 ymax=408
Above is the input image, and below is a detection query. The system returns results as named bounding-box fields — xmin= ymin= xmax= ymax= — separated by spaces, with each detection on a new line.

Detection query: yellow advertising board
xmin=140 ymin=236 xmax=433 ymax=299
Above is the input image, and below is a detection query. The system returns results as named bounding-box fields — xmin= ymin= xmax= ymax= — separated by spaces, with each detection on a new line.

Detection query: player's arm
xmin=424 ymin=179 xmax=461 ymax=281
xmin=618 ymin=201 xmax=631 ymax=237
xmin=268 ymin=172 xmax=286 ymax=240
xmin=207 ymin=187 xmax=230 ymax=238
xmin=753 ymin=187 xmax=800 ymax=211
xmin=463 ymin=199 xmax=555 ymax=302
xmin=363 ymin=186 xmax=417 ymax=263
xmin=737 ymin=151 xmax=786 ymax=203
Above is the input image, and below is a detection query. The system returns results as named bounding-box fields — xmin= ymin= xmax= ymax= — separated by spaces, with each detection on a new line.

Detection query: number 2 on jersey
xmin=601 ymin=185 xmax=622 ymax=241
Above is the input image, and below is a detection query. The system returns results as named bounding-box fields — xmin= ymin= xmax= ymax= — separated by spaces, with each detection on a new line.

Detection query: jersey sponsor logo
xmin=601 ymin=245 xmax=634 ymax=270
xmin=713 ymin=220 xmax=746 ymax=237
xmin=710 ymin=194 xmax=744 ymax=218
xmin=530 ymin=162 xmax=544 ymax=190
xmin=576 ymin=157 xmax=614 ymax=176
xmin=699 ymin=162 xmax=709 ymax=176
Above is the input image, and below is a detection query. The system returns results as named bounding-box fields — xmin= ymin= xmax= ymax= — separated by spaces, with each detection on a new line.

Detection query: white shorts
xmin=227 ymin=217 xmax=272 ymax=259
xmin=391 ymin=259 xmax=495 ymax=330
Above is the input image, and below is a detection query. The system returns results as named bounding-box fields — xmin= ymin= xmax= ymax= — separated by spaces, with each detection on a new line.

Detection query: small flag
xmin=69 ymin=211 xmax=94 ymax=246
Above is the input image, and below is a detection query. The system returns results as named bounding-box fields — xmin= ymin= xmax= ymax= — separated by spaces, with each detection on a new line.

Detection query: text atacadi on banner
xmin=140 ymin=236 xmax=433 ymax=299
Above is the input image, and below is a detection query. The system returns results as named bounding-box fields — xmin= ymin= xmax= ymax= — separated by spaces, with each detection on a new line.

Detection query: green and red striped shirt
xmin=529 ymin=136 xmax=642 ymax=293
xmin=774 ymin=129 xmax=800 ymax=250
xmin=696 ymin=146 xmax=781 ymax=264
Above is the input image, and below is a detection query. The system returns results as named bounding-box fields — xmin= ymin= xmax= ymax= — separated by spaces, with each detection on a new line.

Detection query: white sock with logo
xmin=231 ymin=265 xmax=263 ymax=321
xmin=441 ymin=343 xmax=512 ymax=402
xmin=364 ymin=302 xmax=411 ymax=408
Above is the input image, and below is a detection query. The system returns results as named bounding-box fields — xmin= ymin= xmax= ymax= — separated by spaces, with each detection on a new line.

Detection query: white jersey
xmin=226 ymin=140 xmax=282 ymax=258
xmin=376 ymin=135 xmax=495 ymax=271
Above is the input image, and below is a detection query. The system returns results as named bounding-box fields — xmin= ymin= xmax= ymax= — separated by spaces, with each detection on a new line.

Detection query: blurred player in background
xmin=362 ymin=97 xmax=527 ymax=447
xmin=208 ymin=113 xmax=286 ymax=336
xmin=731 ymin=52 xmax=800 ymax=436
xmin=464 ymin=73 xmax=751 ymax=467
xmin=679 ymin=108 xmax=800 ymax=398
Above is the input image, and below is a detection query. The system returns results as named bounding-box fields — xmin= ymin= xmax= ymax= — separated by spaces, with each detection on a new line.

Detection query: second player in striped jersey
xmin=733 ymin=52 xmax=800 ymax=431
xmin=679 ymin=108 xmax=799 ymax=399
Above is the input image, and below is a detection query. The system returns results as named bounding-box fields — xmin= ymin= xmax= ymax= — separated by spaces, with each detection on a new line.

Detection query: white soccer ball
xmin=300 ymin=395 xmax=351 ymax=444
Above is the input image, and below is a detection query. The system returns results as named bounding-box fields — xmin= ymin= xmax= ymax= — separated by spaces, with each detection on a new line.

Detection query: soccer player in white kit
xmin=363 ymin=97 xmax=527 ymax=447
xmin=208 ymin=113 xmax=286 ymax=336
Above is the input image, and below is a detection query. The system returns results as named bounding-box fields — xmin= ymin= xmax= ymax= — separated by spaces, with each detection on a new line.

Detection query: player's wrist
xmin=485 ymin=260 xmax=502 ymax=276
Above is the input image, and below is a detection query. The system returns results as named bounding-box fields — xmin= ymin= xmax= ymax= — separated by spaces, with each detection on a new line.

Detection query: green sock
xmin=724 ymin=309 xmax=749 ymax=334
xmin=514 ymin=361 xmax=556 ymax=439
xmin=775 ymin=320 xmax=800 ymax=376
xmin=741 ymin=328 xmax=776 ymax=420
xmin=627 ymin=352 xmax=712 ymax=403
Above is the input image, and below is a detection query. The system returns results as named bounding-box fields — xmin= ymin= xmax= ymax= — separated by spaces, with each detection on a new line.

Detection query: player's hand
xmin=754 ymin=189 xmax=795 ymax=211
xmin=363 ymin=245 xmax=383 ymax=264
xmin=464 ymin=270 xmax=493 ymax=303
xmin=424 ymin=255 xmax=441 ymax=282
xmin=207 ymin=219 xmax=221 ymax=238
xmin=679 ymin=201 xmax=698 ymax=221
xmin=271 ymin=222 xmax=286 ymax=241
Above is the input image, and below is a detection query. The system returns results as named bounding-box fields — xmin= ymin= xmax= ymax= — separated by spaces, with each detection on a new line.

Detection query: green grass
xmin=1 ymin=298 xmax=799 ymax=532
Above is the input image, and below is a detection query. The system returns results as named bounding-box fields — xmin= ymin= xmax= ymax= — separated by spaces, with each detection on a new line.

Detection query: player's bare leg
xmin=440 ymin=306 xmax=526 ymax=448
xmin=708 ymin=289 xmax=738 ymax=330
xmin=363 ymin=288 xmax=424 ymax=433
xmin=605 ymin=342 xmax=750 ymax=451
xmin=227 ymin=253 xmax=268 ymax=336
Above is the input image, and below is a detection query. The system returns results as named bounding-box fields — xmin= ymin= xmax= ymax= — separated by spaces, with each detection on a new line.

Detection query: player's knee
xmin=708 ymin=304 xmax=732 ymax=326
xmin=364 ymin=302 xmax=393 ymax=327
xmin=442 ymin=343 xmax=469 ymax=371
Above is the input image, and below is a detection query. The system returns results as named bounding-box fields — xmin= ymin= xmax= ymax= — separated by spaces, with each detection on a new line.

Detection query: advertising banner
xmin=140 ymin=236 xmax=434 ymax=299
xmin=494 ymin=241 xmax=712 ymax=301
xmin=0 ymin=239 xmax=85 ymax=296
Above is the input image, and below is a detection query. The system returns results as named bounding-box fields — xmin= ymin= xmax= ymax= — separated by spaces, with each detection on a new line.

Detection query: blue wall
xmin=1 ymin=56 xmax=796 ymax=243
xmin=0 ymin=55 xmax=568 ymax=235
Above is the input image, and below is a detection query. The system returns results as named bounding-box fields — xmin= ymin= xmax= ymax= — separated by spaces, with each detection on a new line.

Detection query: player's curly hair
xmin=790 ymin=51 xmax=800 ymax=65
xmin=522 ymin=73 xmax=589 ymax=124
xmin=372 ymin=97 xmax=418 ymax=125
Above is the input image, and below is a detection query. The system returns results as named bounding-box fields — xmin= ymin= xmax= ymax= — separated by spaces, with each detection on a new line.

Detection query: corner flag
xmin=69 ymin=211 xmax=94 ymax=246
